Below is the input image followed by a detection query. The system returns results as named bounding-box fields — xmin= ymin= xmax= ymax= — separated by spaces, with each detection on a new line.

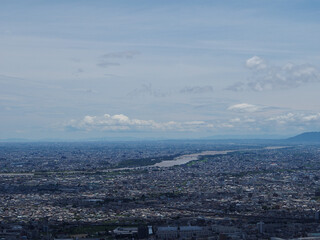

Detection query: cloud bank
xmin=227 ymin=103 xmax=260 ymax=112
xmin=65 ymin=109 xmax=320 ymax=134
xmin=66 ymin=114 xmax=211 ymax=132
xmin=228 ymin=56 xmax=320 ymax=91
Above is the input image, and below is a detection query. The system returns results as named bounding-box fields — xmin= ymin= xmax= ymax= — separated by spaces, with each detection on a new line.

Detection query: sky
xmin=1 ymin=0 xmax=320 ymax=140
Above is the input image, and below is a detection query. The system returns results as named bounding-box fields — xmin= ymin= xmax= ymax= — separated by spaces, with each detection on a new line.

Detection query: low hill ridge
xmin=287 ymin=132 xmax=320 ymax=142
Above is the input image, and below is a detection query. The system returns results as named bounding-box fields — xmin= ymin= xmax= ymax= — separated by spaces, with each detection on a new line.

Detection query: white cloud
xmin=244 ymin=118 xmax=256 ymax=123
xmin=111 ymin=114 xmax=130 ymax=123
xmin=228 ymin=57 xmax=320 ymax=91
xmin=66 ymin=114 xmax=212 ymax=132
xmin=267 ymin=113 xmax=295 ymax=124
xmin=64 ymin=110 xmax=320 ymax=135
xmin=302 ymin=113 xmax=320 ymax=122
xmin=266 ymin=112 xmax=320 ymax=125
xmin=230 ymin=118 xmax=241 ymax=123
xmin=228 ymin=103 xmax=260 ymax=112
xmin=246 ymin=56 xmax=267 ymax=70
xmin=219 ymin=123 xmax=234 ymax=128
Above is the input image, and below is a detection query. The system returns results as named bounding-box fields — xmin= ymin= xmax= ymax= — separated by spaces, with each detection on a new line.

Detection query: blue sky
xmin=1 ymin=0 xmax=320 ymax=140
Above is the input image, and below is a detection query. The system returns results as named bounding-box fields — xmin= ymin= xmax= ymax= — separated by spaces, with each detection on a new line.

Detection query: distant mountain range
xmin=287 ymin=132 xmax=320 ymax=143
